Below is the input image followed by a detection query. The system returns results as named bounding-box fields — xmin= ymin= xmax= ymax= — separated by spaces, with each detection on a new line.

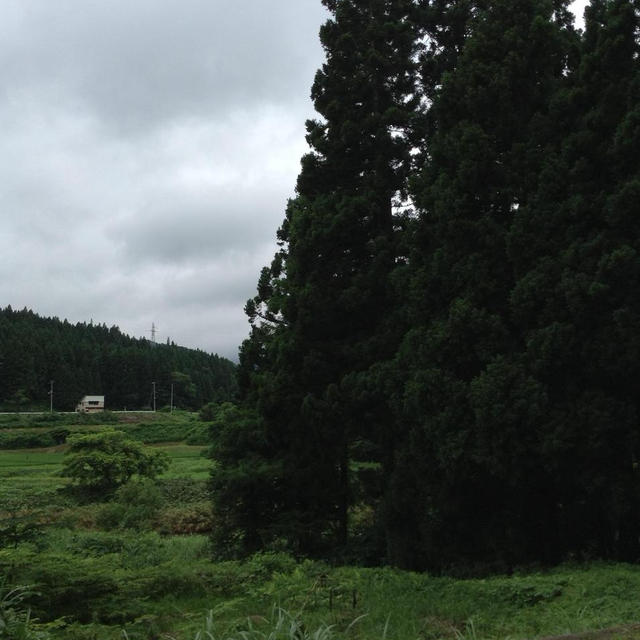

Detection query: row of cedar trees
xmin=0 ymin=306 xmax=238 ymax=411
xmin=210 ymin=0 xmax=640 ymax=572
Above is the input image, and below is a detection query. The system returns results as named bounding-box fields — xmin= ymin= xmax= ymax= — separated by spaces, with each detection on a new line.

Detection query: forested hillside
xmin=0 ymin=306 xmax=237 ymax=411
xmin=211 ymin=0 xmax=640 ymax=572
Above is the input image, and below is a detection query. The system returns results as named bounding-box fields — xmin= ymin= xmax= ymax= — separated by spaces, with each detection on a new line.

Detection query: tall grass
xmin=168 ymin=606 xmax=368 ymax=640
xmin=0 ymin=582 xmax=49 ymax=640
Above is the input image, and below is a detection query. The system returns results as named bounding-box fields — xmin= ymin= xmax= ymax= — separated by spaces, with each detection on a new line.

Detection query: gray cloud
xmin=2 ymin=0 xmax=323 ymax=135
xmin=0 ymin=0 xmax=326 ymax=360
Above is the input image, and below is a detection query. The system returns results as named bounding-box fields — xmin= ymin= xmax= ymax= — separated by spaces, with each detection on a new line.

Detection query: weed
xmin=0 ymin=581 xmax=49 ymax=640
xmin=182 ymin=606 xmax=363 ymax=640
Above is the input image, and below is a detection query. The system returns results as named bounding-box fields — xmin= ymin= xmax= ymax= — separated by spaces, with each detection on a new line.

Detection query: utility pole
xmin=152 ymin=381 xmax=156 ymax=412
xmin=170 ymin=383 xmax=174 ymax=413
xmin=49 ymin=380 xmax=54 ymax=413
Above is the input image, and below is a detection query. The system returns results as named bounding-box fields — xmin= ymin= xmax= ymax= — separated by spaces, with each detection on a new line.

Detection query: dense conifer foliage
xmin=213 ymin=0 xmax=640 ymax=571
xmin=0 ymin=306 xmax=237 ymax=411
xmin=216 ymin=0 xmax=421 ymax=555
xmin=388 ymin=0 xmax=579 ymax=570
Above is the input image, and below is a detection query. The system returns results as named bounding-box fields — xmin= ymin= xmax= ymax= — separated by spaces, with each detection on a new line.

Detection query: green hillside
xmin=0 ymin=306 xmax=237 ymax=411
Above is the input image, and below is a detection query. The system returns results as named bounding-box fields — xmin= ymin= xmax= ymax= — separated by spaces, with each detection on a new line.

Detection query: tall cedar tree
xmin=508 ymin=0 xmax=640 ymax=560
xmin=215 ymin=0 xmax=640 ymax=569
xmin=220 ymin=0 xmax=420 ymax=555
xmin=387 ymin=0 xmax=576 ymax=570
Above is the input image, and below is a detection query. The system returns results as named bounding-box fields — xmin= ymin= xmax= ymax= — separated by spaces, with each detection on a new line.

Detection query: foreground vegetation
xmin=6 ymin=536 xmax=640 ymax=638
xmin=1 ymin=412 xmax=639 ymax=639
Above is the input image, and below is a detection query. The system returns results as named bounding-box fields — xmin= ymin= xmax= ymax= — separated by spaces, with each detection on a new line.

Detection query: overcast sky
xmin=0 ymin=0 xmax=588 ymax=361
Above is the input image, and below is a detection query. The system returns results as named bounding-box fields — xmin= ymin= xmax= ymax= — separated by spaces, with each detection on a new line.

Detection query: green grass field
xmin=0 ymin=443 xmax=208 ymax=478
xmin=152 ymin=443 xmax=211 ymax=479
xmin=0 ymin=442 xmax=209 ymax=506
xmin=2 ymin=413 xmax=640 ymax=639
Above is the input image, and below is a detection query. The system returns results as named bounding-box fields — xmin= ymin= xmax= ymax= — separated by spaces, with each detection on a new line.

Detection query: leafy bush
xmin=0 ymin=427 xmax=68 ymax=450
xmin=74 ymin=411 xmax=119 ymax=425
xmin=62 ymin=430 xmax=170 ymax=495
xmin=0 ymin=497 xmax=43 ymax=549
xmin=120 ymin=422 xmax=191 ymax=443
xmin=0 ymin=414 xmax=22 ymax=427
xmin=0 ymin=430 xmax=57 ymax=450
xmin=157 ymin=502 xmax=213 ymax=534
xmin=26 ymin=412 xmax=68 ymax=425
xmin=0 ymin=582 xmax=50 ymax=640
xmin=158 ymin=477 xmax=209 ymax=504
xmin=199 ymin=401 xmax=222 ymax=422
xmin=2 ymin=552 xmax=122 ymax=624
xmin=185 ymin=422 xmax=210 ymax=445
xmin=97 ymin=478 xmax=163 ymax=531
xmin=60 ymin=531 xmax=127 ymax=557
xmin=40 ymin=529 xmax=210 ymax=567
xmin=48 ymin=428 xmax=70 ymax=445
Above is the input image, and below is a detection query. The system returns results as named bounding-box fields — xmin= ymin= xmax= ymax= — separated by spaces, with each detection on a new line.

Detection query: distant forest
xmin=210 ymin=0 xmax=640 ymax=572
xmin=0 ymin=306 xmax=237 ymax=411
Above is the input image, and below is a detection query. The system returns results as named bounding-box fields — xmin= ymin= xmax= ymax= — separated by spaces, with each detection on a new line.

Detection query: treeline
xmin=210 ymin=0 xmax=640 ymax=572
xmin=0 ymin=306 xmax=237 ymax=411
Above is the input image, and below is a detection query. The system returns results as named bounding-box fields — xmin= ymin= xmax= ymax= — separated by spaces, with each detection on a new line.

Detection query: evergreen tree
xmin=220 ymin=0 xmax=421 ymax=555
xmin=208 ymin=403 xmax=283 ymax=554
xmin=507 ymin=0 xmax=640 ymax=560
xmin=388 ymin=0 xmax=576 ymax=570
xmin=216 ymin=0 xmax=639 ymax=569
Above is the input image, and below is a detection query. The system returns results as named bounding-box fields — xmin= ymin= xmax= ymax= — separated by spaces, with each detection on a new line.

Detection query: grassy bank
xmin=5 ymin=548 xmax=640 ymax=639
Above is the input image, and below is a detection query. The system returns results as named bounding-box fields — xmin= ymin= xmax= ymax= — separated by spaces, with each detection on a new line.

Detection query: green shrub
xmin=0 ymin=430 xmax=56 ymax=450
xmin=157 ymin=502 xmax=213 ymax=534
xmin=199 ymin=401 xmax=224 ymax=422
xmin=97 ymin=478 xmax=163 ymax=531
xmin=62 ymin=430 xmax=170 ymax=495
xmin=49 ymin=428 xmax=69 ymax=445
xmin=74 ymin=411 xmax=119 ymax=425
xmin=26 ymin=413 xmax=68 ymax=426
xmin=62 ymin=531 xmax=126 ymax=557
xmin=3 ymin=553 xmax=121 ymax=624
xmin=40 ymin=529 xmax=209 ymax=567
xmin=120 ymin=422 xmax=190 ymax=443
xmin=0 ymin=497 xmax=43 ymax=549
xmin=185 ymin=422 xmax=210 ymax=445
xmin=0 ymin=582 xmax=50 ymax=640
xmin=0 ymin=427 xmax=69 ymax=450
xmin=158 ymin=477 xmax=209 ymax=504
xmin=0 ymin=414 xmax=22 ymax=427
